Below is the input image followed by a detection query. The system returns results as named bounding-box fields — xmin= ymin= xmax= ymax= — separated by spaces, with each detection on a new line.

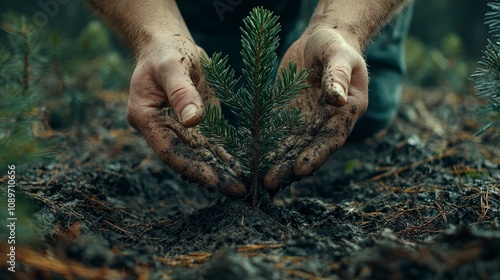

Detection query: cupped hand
xmin=127 ymin=35 xmax=246 ymax=197
xmin=264 ymin=28 xmax=369 ymax=193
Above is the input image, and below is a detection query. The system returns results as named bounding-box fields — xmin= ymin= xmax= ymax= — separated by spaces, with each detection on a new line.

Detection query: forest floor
xmin=1 ymin=86 xmax=499 ymax=280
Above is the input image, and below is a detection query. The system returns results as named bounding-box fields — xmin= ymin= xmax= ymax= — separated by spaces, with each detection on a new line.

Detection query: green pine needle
xmin=200 ymin=7 xmax=310 ymax=203
xmin=472 ymin=1 xmax=500 ymax=135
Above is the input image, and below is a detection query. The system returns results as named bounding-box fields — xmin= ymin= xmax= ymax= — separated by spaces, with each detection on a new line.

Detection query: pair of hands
xmin=127 ymin=28 xmax=368 ymax=198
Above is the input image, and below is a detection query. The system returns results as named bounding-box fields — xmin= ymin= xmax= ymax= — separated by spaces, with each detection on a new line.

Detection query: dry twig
xmin=370 ymin=149 xmax=456 ymax=181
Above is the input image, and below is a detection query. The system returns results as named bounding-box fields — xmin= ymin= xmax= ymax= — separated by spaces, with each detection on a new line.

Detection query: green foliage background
xmin=0 ymin=3 xmax=131 ymax=168
xmin=405 ymin=0 xmax=489 ymax=89
xmin=410 ymin=0 xmax=489 ymax=60
xmin=1 ymin=0 xmax=491 ymax=89
xmin=0 ymin=0 xmax=491 ymax=89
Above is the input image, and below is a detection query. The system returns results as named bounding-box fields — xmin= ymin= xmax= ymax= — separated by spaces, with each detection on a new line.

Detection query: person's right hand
xmin=127 ymin=35 xmax=246 ymax=198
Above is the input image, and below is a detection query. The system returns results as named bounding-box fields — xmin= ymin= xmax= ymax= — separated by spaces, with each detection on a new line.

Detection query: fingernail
xmin=333 ymin=82 xmax=346 ymax=99
xmin=327 ymin=82 xmax=347 ymax=106
xmin=180 ymin=104 xmax=198 ymax=124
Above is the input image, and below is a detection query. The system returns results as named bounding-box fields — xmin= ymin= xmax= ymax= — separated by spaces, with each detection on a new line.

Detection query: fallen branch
xmin=0 ymin=246 xmax=129 ymax=279
xmin=156 ymin=243 xmax=284 ymax=268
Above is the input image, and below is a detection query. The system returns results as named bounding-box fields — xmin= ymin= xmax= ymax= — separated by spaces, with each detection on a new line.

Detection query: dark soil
xmin=1 ymin=87 xmax=499 ymax=279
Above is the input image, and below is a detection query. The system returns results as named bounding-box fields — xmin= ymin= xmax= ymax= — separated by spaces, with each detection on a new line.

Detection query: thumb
xmin=303 ymin=29 xmax=359 ymax=107
xmin=160 ymin=58 xmax=204 ymax=127
xmin=320 ymin=56 xmax=351 ymax=107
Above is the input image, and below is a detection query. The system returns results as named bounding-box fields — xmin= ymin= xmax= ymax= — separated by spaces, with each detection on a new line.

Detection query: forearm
xmin=309 ymin=0 xmax=412 ymax=51
xmin=85 ymin=0 xmax=191 ymax=55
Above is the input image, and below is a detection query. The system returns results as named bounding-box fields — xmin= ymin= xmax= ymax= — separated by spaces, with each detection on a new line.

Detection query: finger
xmin=263 ymin=133 xmax=310 ymax=192
xmin=321 ymin=58 xmax=351 ymax=107
xmin=213 ymin=146 xmax=241 ymax=176
xmin=217 ymin=172 xmax=247 ymax=198
xmin=294 ymin=88 xmax=367 ymax=177
xmin=158 ymin=55 xmax=204 ymax=128
xmin=320 ymin=48 xmax=368 ymax=107
xmin=140 ymin=107 xmax=217 ymax=184
xmin=129 ymin=106 xmax=246 ymax=197
xmin=263 ymin=160 xmax=294 ymax=194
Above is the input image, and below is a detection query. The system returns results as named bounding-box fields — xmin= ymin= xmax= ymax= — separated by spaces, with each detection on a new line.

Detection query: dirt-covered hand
xmin=127 ymin=35 xmax=246 ymax=197
xmin=264 ymin=28 xmax=369 ymax=192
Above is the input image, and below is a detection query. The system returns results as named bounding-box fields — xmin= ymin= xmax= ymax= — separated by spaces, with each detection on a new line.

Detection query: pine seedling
xmin=200 ymin=7 xmax=310 ymax=207
xmin=471 ymin=1 xmax=500 ymax=135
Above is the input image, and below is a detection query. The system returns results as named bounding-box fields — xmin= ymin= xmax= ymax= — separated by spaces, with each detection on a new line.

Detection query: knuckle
xmin=324 ymin=62 xmax=351 ymax=92
xmin=333 ymin=64 xmax=351 ymax=82
xmin=168 ymin=84 xmax=193 ymax=108
xmin=155 ymin=55 xmax=186 ymax=76
xmin=126 ymin=103 xmax=140 ymax=129
xmin=327 ymin=61 xmax=351 ymax=81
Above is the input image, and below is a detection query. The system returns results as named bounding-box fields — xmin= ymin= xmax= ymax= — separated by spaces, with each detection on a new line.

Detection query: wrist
xmin=87 ymin=0 xmax=191 ymax=57
xmin=307 ymin=0 xmax=411 ymax=52
xmin=305 ymin=24 xmax=363 ymax=54
xmin=135 ymin=31 xmax=194 ymax=60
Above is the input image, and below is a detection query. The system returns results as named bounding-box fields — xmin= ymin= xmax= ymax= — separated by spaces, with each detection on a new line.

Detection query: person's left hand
xmin=264 ymin=28 xmax=369 ymax=194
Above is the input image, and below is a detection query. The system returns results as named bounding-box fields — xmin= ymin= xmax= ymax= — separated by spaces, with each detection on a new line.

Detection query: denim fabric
xmin=352 ymin=5 xmax=414 ymax=139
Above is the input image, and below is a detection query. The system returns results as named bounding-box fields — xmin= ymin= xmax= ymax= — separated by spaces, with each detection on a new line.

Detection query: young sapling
xmin=200 ymin=7 xmax=310 ymax=207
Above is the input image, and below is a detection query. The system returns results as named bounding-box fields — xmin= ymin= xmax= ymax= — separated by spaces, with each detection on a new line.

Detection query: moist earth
xmin=1 ymin=87 xmax=499 ymax=279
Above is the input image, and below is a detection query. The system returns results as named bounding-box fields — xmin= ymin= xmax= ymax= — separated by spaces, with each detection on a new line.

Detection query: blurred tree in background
xmin=0 ymin=0 xmax=491 ymax=88
xmin=410 ymin=0 xmax=489 ymax=59
xmin=1 ymin=1 xmax=88 ymax=41
xmin=406 ymin=0 xmax=489 ymax=89
xmin=0 ymin=0 xmax=490 ymax=61
xmin=0 ymin=1 xmax=131 ymax=168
